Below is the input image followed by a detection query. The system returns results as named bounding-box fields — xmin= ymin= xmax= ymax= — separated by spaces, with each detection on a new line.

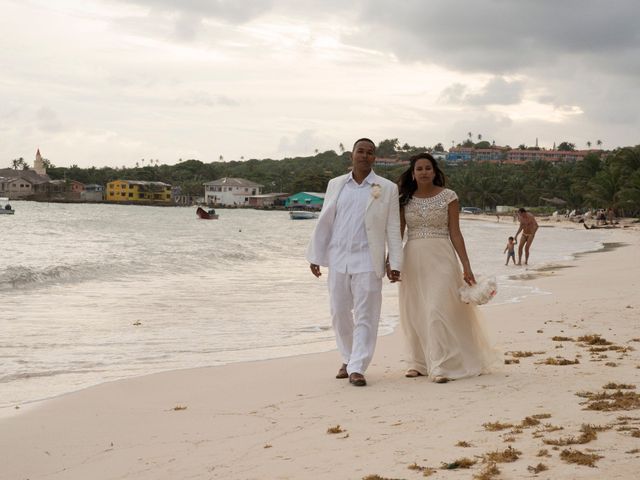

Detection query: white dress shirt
xmin=328 ymin=171 xmax=376 ymax=274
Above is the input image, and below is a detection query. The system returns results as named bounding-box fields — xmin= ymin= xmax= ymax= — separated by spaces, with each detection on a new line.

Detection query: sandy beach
xmin=2 ymin=223 xmax=639 ymax=480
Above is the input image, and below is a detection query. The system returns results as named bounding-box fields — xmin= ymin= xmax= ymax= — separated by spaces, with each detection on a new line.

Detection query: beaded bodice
xmin=404 ymin=189 xmax=458 ymax=240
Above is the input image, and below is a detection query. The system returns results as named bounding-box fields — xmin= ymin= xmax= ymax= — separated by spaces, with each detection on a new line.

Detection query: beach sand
xmin=2 ymin=225 xmax=639 ymax=479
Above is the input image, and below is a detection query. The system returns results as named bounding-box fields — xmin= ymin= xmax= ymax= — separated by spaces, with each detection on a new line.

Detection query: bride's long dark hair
xmin=398 ymin=153 xmax=446 ymax=206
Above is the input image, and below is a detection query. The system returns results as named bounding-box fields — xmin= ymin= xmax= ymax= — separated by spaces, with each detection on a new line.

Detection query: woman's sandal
xmin=405 ymin=369 xmax=424 ymax=378
xmin=434 ymin=376 xmax=450 ymax=384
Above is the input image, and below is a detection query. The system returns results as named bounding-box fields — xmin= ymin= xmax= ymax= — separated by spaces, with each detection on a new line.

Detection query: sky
xmin=1 ymin=0 xmax=639 ymax=169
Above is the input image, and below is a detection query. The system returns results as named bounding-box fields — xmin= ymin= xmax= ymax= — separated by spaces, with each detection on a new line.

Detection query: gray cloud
xmin=35 ymin=107 xmax=65 ymax=133
xmin=439 ymin=83 xmax=467 ymax=104
xmin=277 ymin=129 xmax=322 ymax=156
xmin=353 ymin=0 xmax=640 ymax=76
xmin=181 ymin=91 xmax=239 ymax=107
xmin=440 ymin=77 xmax=524 ymax=106
xmin=113 ymin=0 xmax=275 ymax=25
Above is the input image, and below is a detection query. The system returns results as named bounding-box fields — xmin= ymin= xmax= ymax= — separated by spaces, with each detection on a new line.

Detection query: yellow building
xmin=106 ymin=180 xmax=172 ymax=203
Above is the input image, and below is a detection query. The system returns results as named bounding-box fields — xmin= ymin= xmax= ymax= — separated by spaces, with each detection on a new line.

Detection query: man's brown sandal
xmin=405 ymin=369 xmax=424 ymax=378
xmin=349 ymin=372 xmax=367 ymax=387
xmin=336 ymin=364 xmax=348 ymax=379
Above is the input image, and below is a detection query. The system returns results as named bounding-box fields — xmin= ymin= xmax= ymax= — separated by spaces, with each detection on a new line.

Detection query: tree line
xmin=13 ymin=140 xmax=640 ymax=216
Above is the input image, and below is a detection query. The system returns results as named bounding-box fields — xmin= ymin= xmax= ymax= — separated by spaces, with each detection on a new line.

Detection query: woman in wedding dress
xmin=395 ymin=153 xmax=496 ymax=383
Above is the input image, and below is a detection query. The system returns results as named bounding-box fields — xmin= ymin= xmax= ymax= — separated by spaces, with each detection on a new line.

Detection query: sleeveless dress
xmin=399 ymin=189 xmax=495 ymax=380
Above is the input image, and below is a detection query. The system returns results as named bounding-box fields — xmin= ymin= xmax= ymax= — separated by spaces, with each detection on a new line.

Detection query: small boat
xmin=196 ymin=207 xmax=219 ymax=219
xmin=0 ymin=197 xmax=15 ymax=215
xmin=289 ymin=210 xmax=318 ymax=220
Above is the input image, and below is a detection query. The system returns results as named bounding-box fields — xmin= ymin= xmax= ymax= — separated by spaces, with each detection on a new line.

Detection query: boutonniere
xmin=371 ymin=184 xmax=381 ymax=199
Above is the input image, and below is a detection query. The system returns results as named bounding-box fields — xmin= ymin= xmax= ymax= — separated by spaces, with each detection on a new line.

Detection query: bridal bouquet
xmin=459 ymin=276 xmax=497 ymax=305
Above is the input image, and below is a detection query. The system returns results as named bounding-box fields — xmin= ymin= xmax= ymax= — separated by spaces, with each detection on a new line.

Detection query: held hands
xmin=310 ymin=263 xmax=321 ymax=278
xmin=311 ymin=262 xmax=400 ymax=281
xmin=386 ymin=263 xmax=401 ymax=282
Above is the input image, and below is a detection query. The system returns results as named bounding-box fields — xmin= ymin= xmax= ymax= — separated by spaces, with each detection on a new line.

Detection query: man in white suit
xmin=307 ymin=138 xmax=403 ymax=386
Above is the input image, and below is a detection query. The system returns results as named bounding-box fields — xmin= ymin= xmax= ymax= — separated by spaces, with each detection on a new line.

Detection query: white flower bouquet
xmin=459 ymin=276 xmax=497 ymax=305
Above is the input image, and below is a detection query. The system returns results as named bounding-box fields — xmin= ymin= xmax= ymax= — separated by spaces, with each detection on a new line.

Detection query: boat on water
xmin=0 ymin=197 xmax=15 ymax=215
xmin=289 ymin=210 xmax=318 ymax=220
xmin=196 ymin=207 xmax=219 ymax=220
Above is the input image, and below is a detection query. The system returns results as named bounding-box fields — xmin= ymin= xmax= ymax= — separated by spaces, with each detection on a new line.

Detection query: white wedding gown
xmin=399 ymin=189 xmax=496 ymax=380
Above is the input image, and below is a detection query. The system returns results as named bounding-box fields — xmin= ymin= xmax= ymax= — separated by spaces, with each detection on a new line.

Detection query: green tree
xmin=11 ymin=157 xmax=26 ymax=170
xmin=585 ymin=164 xmax=624 ymax=209
xmin=557 ymin=141 xmax=576 ymax=151
xmin=619 ymin=170 xmax=640 ymax=215
xmin=376 ymin=138 xmax=399 ymax=157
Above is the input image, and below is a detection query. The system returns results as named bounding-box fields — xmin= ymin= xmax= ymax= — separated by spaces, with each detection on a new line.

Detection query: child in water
xmin=504 ymin=236 xmax=516 ymax=265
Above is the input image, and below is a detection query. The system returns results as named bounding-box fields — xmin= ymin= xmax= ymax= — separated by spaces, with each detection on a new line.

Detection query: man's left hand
xmin=388 ymin=269 xmax=401 ymax=283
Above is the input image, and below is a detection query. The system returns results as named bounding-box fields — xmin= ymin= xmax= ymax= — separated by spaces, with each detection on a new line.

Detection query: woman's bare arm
xmin=448 ymin=199 xmax=475 ymax=285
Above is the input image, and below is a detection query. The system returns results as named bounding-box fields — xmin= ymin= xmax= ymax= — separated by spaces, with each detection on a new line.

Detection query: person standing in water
xmin=514 ymin=208 xmax=538 ymax=265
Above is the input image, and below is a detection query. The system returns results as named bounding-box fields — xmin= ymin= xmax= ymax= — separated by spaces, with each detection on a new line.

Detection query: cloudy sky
xmin=1 ymin=0 xmax=639 ymax=168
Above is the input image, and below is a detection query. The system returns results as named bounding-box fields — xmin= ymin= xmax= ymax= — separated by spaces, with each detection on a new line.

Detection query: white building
xmin=0 ymin=149 xmax=51 ymax=199
xmin=203 ymin=177 xmax=264 ymax=206
xmin=0 ymin=176 xmax=33 ymax=198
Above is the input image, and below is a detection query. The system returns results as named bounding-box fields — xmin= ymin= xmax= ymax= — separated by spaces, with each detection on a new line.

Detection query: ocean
xmin=0 ymin=201 xmax=608 ymax=413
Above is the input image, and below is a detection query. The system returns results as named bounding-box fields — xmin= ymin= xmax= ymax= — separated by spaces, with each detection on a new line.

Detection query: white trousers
xmin=328 ymin=270 xmax=382 ymax=375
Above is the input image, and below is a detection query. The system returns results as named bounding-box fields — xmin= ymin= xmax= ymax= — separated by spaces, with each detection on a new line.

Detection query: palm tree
xmin=338 ymin=143 xmax=345 ymax=154
xmin=473 ymin=175 xmax=500 ymax=209
xmin=502 ymin=175 xmax=527 ymax=206
xmin=596 ymin=139 xmax=603 ymax=148
xmin=467 ymin=131 xmax=473 ymax=141
xmin=477 ymin=133 xmax=482 ymax=141
xmin=619 ymin=170 xmax=640 ymax=215
xmin=219 ymin=155 xmax=223 ymax=161
xmin=586 ymin=141 xmax=592 ymax=149
xmin=614 ymin=146 xmax=640 ymax=172
xmin=11 ymin=157 xmax=25 ymax=170
xmin=585 ymin=164 xmax=624 ymax=209
xmin=448 ymin=169 xmax=477 ymax=206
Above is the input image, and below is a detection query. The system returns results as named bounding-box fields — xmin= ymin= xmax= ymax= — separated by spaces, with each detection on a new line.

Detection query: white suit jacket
xmin=306 ymin=172 xmax=403 ymax=278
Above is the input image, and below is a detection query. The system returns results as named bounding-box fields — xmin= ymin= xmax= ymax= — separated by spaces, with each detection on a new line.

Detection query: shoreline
xmin=1 ymin=228 xmax=639 ymax=479
xmin=0 ymin=227 xmax=619 ymax=416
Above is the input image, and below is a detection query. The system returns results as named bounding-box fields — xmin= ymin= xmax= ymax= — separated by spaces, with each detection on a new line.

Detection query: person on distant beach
xmin=395 ymin=153 xmax=495 ymax=383
xmin=514 ymin=208 xmax=538 ymax=265
xmin=307 ymin=138 xmax=403 ymax=387
xmin=504 ymin=236 xmax=516 ymax=265
xmin=606 ymin=208 xmax=615 ymax=224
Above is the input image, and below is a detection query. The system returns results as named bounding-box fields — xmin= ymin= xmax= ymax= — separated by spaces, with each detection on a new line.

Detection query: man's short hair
xmin=352 ymin=138 xmax=376 ymax=152
xmin=518 ymin=207 xmax=527 ymax=213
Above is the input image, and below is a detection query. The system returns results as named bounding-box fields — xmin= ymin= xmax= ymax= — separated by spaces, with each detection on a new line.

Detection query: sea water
xmin=0 ymin=201 xmax=608 ymax=412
